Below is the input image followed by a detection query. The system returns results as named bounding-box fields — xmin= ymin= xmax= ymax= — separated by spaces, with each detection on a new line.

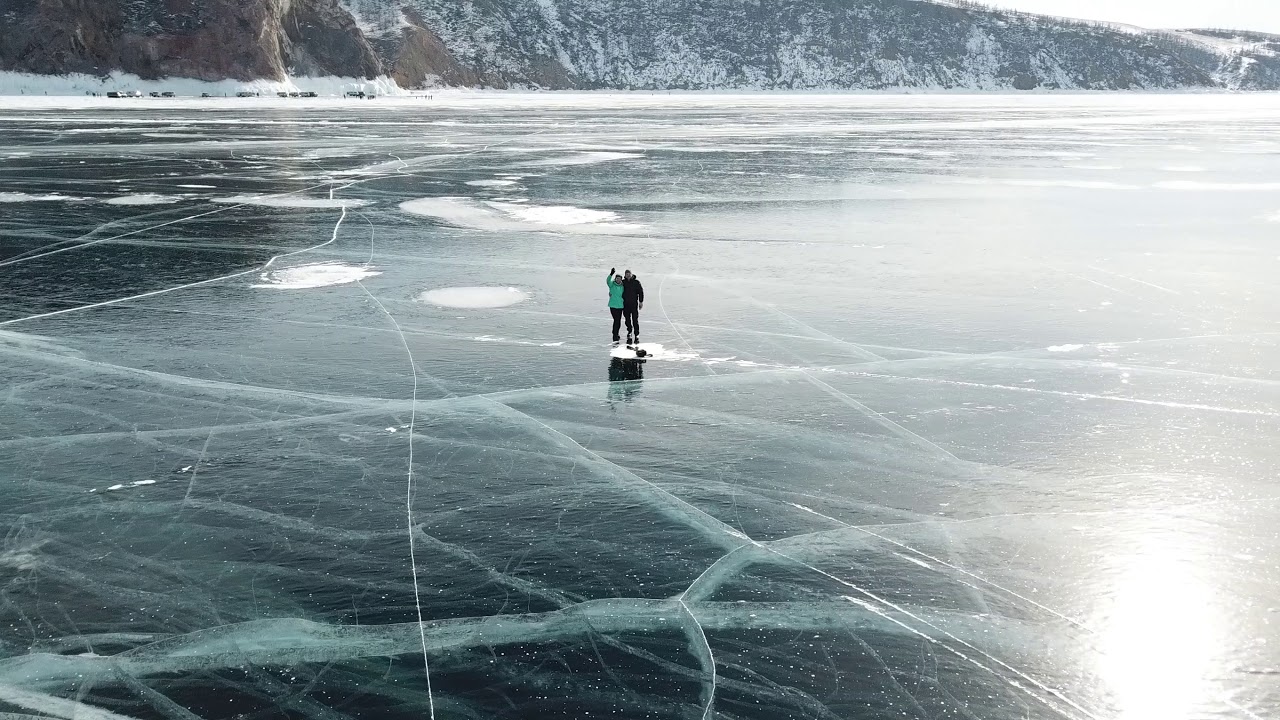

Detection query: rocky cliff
xmin=2 ymin=0 xmax=1278 ymax=90
xmin=0 ymin=0 xmax=381 ymax=81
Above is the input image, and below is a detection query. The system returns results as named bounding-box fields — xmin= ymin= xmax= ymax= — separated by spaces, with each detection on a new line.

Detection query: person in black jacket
xmin=621 ymin=269 xmax=644 ymax=345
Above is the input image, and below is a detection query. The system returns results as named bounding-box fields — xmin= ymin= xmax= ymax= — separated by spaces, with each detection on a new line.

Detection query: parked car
xmin=161 ymin=91 xmax=175 ymax=98
xmin=277 ymin=91 xmax=289 ymax=98
xmin=106 ymin=91 xmax=122 ymax=98
xmin=299 ymin=91 xmax=318 ymax=98
xmin=149 ymin=91 xmax=161 ymax=97
xmin=236 ymin=91 xmax=257 ymax=98
xmin=201 ymin=92 xmax=212 ymax=98
xmin=345 ymin=91 xmax=365 ymax=98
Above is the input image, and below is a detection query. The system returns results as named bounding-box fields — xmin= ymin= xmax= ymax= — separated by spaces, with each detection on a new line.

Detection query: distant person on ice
xmin=622 ymin=269 xmax=644 ymax=345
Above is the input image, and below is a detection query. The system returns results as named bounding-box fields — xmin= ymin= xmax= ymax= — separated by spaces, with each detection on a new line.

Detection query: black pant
xmin=623 ymin=307 xmax=639 ymax=339
xmin=610 ymin=307 xmax=640 ymax=340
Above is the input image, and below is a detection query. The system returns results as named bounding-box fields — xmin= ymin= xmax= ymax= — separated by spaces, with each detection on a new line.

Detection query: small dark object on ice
xmin=634 ymin=348 xmax=649 ymax=358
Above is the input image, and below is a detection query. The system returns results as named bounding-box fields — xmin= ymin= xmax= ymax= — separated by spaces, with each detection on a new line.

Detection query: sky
xmin=988 ymin=0 xmax=1280 ymax=34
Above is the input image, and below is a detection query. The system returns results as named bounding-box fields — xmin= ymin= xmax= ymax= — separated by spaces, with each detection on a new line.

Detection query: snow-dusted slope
xmin=2 ymin=0 xmax=1279 ymax=91
xmin=1168 ymin=29 xmax=1280 ymax=89
xmin=338 ymin=0 xmax=1280 ymax=90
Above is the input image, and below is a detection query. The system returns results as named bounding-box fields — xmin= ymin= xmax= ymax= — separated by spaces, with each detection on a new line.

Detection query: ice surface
xmin=0 ymin=94 xmax=1278 ymax=720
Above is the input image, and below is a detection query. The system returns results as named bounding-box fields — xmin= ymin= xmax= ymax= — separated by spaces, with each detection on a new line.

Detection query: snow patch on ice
xmin=400 ymin=197 xmax=644 ymax=234
xmin=489 ymin=202 xmax=627 ymax=226
xmin=252 ymin=263 xmax=381 ymax=289
xmin=1155 ymin=181 xmax=1280 ymax=191
xmin=533 ymin=151 xmax=644 ymax=166
xmin=896 ymin=553 xmax=932 ymax=569
xmin=956 ymin=179 xmax=1139 ymax=190
xmin=419 ymin=286 xmax=530 ymax=309
xmin=215 ymin=195 xmax=370 ymax=209
xmin=1266 ymin=211 xmax=1280 ymax=223
xmin=0 ymin=192 xmax=85 ymax=203
xmin=400 ymin=197 xmax=499 ymax=227
xmin=1047 ymin=344 xmax=1084 ymax=352
xmin=611 ymin=343 xmax=701 ymax=362
xmin=465 ymin=179 xmax=519 ymax=187
xmin=104 ymin=193 xmax=181 ymax=205
xmin=1161 ymin=166 xmax=1206 ymax=173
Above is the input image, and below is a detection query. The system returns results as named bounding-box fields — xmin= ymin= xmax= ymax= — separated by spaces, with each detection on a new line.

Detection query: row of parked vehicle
xmin=103 ymin=90 xmax=331 ymax=98
xmin=104 ymin=91 xmax=171 ymax=98
xmin=236 ymin=91 xmax=322 ymax=98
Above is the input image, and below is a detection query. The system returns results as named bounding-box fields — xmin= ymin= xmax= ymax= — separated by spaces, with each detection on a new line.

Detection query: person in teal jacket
xmin=607 ymin=267 xmax=625 ymax=343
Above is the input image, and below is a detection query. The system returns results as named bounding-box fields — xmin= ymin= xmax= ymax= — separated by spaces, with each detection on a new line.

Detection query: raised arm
xmin=607 ymin=267 xmax=615 ymax=286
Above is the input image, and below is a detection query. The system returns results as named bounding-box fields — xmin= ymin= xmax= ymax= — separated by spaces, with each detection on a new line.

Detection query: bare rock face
xmin=1 ymin=0 xmax=126 ymax=77
xmin=0 ymin=0 xmax=380 ymax=81
xmin=281 ymin=0 xmax=381 ymax=77
xmin=382 ymin=7 xmax=474 ymax=88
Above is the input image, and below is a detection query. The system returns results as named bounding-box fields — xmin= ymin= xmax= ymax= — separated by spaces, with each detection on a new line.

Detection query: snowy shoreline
xmin=0 ymin=71 xmax=406 ymax=98
xmin=0 ymin=70 xmax=1271 ymax=99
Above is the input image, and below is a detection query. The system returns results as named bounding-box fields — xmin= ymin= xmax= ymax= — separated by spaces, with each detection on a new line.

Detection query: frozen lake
xmin=1 ymin=94 xmax=1278 ymax=719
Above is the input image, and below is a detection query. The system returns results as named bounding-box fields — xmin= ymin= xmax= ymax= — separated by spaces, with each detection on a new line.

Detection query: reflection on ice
xmin=1097 ymin=531 xmax=1221 ymax=720
xmin=608 ymin=356 xmax=645 ymax=403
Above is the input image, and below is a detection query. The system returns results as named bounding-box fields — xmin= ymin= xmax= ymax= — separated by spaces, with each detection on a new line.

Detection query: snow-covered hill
xmin=2 ymin=0 xmax=1278 ymax=91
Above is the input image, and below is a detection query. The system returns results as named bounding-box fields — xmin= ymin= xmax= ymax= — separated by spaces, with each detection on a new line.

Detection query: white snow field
xmin=0 ymin=94 xmax=1278 ymax=720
